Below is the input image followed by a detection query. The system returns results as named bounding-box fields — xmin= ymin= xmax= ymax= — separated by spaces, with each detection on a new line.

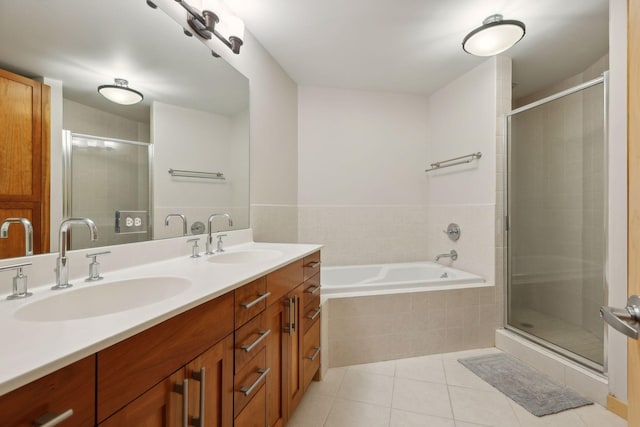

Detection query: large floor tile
xmin=573 ymin=403 xmax=627 ymax=427
xmin=306 ymin=367 xmax=347 ymax=397
xmin=349 ymin=359 xmax=397 ymax=376
xmin=395 ymin=355 xmax=447 ymax=384
xmin=336 ymin=369 xmax=394 ymax=406
xmin=390 ymin=409 xmax=456 ymax=427
xmin=508 ymin=398 xmax=586 ymax=427
xmin=286 ymin=393 xmax=334 ymax=427
xmin=455 ymin=422 xmax=492 ymax=427
xmin=449 ymin=385 xmax=520 ymax=427
xmin=392 ymin=377 xmax=453 ymax=419
xmin=325 ymin=399 xmax=391 ymax=427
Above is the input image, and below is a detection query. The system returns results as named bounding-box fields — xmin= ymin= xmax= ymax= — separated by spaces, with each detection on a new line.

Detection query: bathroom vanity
xmin=0 ymin=240 xmax=321 ymax=427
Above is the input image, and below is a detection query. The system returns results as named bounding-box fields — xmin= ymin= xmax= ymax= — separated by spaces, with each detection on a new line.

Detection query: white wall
xmin=607 ymin=0 xmax=628 ymax=403
xmin=297 ymin=86 xmax=430 ymax=266
xmin=151 ymin=101 xmax=249 ymax=239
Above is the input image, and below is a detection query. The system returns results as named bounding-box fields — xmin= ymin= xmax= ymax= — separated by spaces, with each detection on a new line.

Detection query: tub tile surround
xmin=0 ymin=229 xmax=321 ymax=394
xmin=326 ymin=287 xmax=499 ymax=367
xmin=288 ymin=347 xmax=626 ymax=427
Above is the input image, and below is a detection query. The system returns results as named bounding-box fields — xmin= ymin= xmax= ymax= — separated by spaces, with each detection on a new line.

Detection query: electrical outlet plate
xmin=115 ymin=210 xmax=148 ymax=234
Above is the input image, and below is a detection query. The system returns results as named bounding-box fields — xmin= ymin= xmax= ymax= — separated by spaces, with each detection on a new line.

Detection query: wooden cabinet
xmin=0 ymin=355 xmax=95 ymax=427
xmin=0 ymin=67 xmax=50 ymax=258
xmin=0 ymin=251 xmax=320 ymax=427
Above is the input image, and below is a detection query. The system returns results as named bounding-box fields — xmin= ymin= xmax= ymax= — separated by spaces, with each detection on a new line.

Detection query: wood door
xmin=265 ymin=300 xmax=287 ymax=427
xmin=0 ymin=68 xmax=50 ymax=258
xmin=629 ymin=1 xmax=640 ymax=425
xmin=286 ymin=285 xmax=305 ymax=418
xmin=99 ymin=369 xmax=185 ymax=427
xmin=186 ymin=335 xmax=234 ymax=427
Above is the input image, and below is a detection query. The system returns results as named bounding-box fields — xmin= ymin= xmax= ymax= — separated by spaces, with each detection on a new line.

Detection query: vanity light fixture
xmin=97 ymin=78 xmax=144 ymax=105
xmin=175 ymin=0 xmax=245 ymax=54
xmin=462 ymin=14 xmax=525 ymax=56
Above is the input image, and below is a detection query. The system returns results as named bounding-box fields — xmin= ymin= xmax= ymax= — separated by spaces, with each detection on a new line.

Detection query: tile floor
xmin=289 ymin=348 xmax=626 ymax=427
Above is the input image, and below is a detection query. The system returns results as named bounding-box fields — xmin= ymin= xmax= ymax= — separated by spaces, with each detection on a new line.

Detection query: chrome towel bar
xmin=425 ymin=152 xmax=482 ymax=172
xmin=168 ymin=168 xmax=225 ymax=180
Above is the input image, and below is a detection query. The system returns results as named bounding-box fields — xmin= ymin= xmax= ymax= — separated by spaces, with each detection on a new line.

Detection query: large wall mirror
xmin=0 ymin=0 xmax=250 ymax=260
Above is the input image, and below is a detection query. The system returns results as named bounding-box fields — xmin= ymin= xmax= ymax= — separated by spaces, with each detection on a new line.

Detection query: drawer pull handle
xmin=305 ymin=261 xmax=321 ymax=269
xmin=173 ymin=379 xmax=189 ymax=427
xmin=240 ymin=292 xmax=271 ymax=309
xmin=305 ymin=285 xmax=321 ymax=295
xmin=306 ymin=307 xmax=321 ymax=321
xmin=191 ymin=367 xmax=206 ymax=427
xmin=241 ymin=329 xmax=272 ymax=352
xmin=34 ymin=409 xmax=74 ymax=427
xmin=307 ymin=346 xmax=321 ymax=361
xmin=240 ymin=367 xmax=270 ymax=396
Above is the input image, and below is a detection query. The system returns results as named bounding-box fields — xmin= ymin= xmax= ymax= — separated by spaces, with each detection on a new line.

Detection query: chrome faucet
xmin=164 ymin=213 xmax=188 ymax=236
xmin=0 ymin=218 xmax=34 ymax=256
xmin=206 ymin=213 xmax=233 ymax=254
xmin=54 ymin=218 xmax=98 ymax=290
xmin=435 ymin=250 xmax=458 ymax=261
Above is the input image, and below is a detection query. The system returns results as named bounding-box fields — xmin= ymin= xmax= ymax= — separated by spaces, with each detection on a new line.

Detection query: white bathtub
xmin=321 ymin=261 xmax=487 ymax=297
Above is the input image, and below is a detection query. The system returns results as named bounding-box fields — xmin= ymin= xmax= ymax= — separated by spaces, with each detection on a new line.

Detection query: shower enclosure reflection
xmin=506 ymin=76 xmax=606 ymax=369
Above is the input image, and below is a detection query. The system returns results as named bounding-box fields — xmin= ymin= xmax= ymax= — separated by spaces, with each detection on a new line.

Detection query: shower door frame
xmin=503 ymin=74 xmax=609 ymax=374
xmin=62 ymin=130 xmax=155 ymax=241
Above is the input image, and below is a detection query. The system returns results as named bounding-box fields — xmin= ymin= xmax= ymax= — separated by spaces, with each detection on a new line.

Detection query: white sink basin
xmin=14 ymin=277 xmax=191 ymax=322
xmin=207 ymin=249 xmax=283 ymax=264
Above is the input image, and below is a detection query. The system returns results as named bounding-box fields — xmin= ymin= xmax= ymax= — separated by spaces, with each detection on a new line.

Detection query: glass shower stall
xmin=506 ymin=75 xmax=607 ymax=371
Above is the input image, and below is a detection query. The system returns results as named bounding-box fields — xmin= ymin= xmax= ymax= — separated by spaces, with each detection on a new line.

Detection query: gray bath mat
xmin=458 ymin=353 xmax=592 ymax=417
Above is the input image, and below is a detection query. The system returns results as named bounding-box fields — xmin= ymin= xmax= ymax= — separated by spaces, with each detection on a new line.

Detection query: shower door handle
xmin=600 ymin=295 xmax=640 ymax=339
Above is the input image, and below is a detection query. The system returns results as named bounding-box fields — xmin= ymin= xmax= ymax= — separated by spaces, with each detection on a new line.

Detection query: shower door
xmin=506 ymin=76 xmax=606 ymax=370
xmin=63 ymin=131 xmax=152 ymax=250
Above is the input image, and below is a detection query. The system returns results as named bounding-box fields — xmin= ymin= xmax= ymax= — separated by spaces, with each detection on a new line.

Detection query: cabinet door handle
xmin=292 ymin=296 xmax=298 ymax=333
xmin=34 ymin=409 xmax=74 ymax=427
xmin=191 ymin=367 xmax=206 ymax=427
xmin=305 ymin=285 xmax=321 ymax=295
xmin=174 ymin=378 xmax=189 ymax=427
xmin=285 ymin=296 xmax=294 ymax=336
xmin=241 ymin=329 xmax=272 ymax=353
xmin=240 ymin=292 xmax=271 ymax=309
xmin=305 ymin=261 xmax=321 ymax=269
xmin=306 ymin=307 xmax=321 ymax=321
xmin=240 ymin=367 xmax=270 ymax=396
xmin=307 ymin=346 xmax=321 ymax=361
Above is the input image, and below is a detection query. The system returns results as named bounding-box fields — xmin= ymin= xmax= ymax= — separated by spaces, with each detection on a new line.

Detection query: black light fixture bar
xmin=174 ymin=0 xmax=243 ymax=54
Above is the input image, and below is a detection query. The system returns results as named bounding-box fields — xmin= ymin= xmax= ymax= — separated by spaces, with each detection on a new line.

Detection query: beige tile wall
xmin=326 ymin=287 xmax=498 ymax=367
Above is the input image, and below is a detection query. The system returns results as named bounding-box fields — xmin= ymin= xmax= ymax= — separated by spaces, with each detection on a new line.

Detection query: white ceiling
xmin=226 ymin=0 xmax=609 ymax=99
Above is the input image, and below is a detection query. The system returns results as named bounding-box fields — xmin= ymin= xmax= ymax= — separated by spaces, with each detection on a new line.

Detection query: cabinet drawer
xmin=266 ymin=260 xmax=303 ymax=306
xmin=235 ymin=312 xmax=269 ymax=374
xmin=302 ymin=251 xmax=321 ymax=281
xmin=235 ymin=277 xmax=268 ymax=328
xmin=234 ymin=348 xmax=268 ymax=418
xmin=234 ymin=383 xmax=266 ymax=427
xmin=302 ymin=297 xmax=321 ymax=334
xmin=97 ymin=291 xmax=234 ymax=422
xmin=0 ymin=355 xmax=95 ymax=427
xmin=302 ymin=273 xmax=321 ymax=306
xmin=303 ymin=319 xmax=321 ymax=392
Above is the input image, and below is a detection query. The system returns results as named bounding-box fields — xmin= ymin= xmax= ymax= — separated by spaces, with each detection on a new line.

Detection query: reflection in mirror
xmin=0 ymin=0 xmax=250 ymax=259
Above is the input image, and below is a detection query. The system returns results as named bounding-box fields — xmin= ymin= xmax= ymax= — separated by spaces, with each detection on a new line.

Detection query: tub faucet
xmin=0 ymin=218 xmax=34 ymax=256
xmin=435 ymin=250 xmax=458 ymax=261
xmin=54 ymin=218 xmax=98 ymax=290
xmin=206 ymin=213 xmax=233 ymax=255
xmin=164 ymin=213 xmax=188 ymax=236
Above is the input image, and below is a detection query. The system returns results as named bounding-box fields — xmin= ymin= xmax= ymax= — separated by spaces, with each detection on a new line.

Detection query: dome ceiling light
xmin=97 ymin=78 xmax=143 ymax=105
xmin=462 ymin=14 xmax=526 ymax=56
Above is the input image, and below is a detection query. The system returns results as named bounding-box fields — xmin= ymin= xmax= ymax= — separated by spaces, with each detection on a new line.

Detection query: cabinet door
xmin=100 ymin=369 xmax=185 ymax=427
xmin=286 ymin=284 xmax=305 ymax=418
xmin=0 ymin=68 xmax=50 ymax=258
xmin=265 ymin=298 xmax=287 ymax=427
xmin=186 ymin=335 xmax=234 ymax=427
xmin=0 ymin=356 xmax=95 ymax=427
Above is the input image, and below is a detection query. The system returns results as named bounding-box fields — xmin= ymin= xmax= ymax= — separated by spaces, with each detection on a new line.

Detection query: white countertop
xmin=0 ymin=240 xmax=321 ymax=395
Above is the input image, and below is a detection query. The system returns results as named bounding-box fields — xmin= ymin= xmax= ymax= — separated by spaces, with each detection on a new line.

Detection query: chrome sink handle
xmin=600 ymin=295 xmax=640 ymax=339
xmin=85 ymin=250 xmax=110 ymax=282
